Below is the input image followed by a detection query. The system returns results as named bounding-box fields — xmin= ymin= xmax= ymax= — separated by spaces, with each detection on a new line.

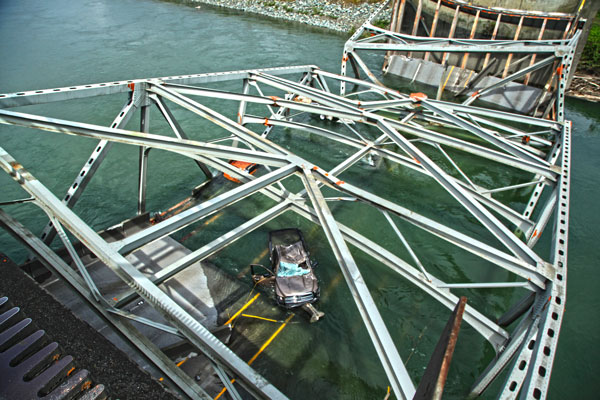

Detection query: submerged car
xmin=251 ymin=228 xmax=325 ymax=322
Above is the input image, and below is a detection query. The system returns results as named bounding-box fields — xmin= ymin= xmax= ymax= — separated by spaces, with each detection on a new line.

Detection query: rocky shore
xmin=192 ymin=0 xmax=389 ymax=32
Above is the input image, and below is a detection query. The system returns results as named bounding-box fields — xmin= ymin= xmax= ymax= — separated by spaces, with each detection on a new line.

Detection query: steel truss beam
xmin=0 ymin=209 xmax=212 ymax=399
xmin=0 ymin=147 xmax=287 ymax=400
xmin=300 ymin=168 xmax=416 ymax=399
xmin=0 ymin=63 xmax=570 ymax=399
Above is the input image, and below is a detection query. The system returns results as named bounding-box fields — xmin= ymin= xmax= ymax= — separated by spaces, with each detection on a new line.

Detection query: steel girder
xmin=0 ymin=64 xmax=570 ymax=399
xmin=340 ymin=0 xmax=582 ymax=122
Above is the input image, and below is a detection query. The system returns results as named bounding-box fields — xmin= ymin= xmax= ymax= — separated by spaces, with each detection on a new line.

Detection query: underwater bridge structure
xmin=0 ymin=1 xmax=583 ymax=399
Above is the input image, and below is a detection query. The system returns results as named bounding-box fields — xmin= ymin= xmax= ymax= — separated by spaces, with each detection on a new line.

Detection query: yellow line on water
xmin=203 ymin=212 xmax=222 ymax=226
xmin=441 ymin=66 xmax=455 ymax=94
xmin=323 ymin=272 xmax=344 ymax=298
xmin=214 ymin=385 xmax=229 ymax=400
xmin=251 ymin=247 xmax=269 ymax=265
xmin=224 ymin=292 xmax=260 ymax=326
xmin=247 ymin=314 xmax=294 ymax=365
xmin=241 ymin=313 xmax=279 ymax=323
xmin=464 ymin=70 xmax=474 ymax=87
xmin=214 ymin=314 xmax=294 ymax=399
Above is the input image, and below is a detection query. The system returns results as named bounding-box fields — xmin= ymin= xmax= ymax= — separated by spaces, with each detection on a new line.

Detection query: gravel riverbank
xmin=192 ymin=0 xmax=389 ymax=32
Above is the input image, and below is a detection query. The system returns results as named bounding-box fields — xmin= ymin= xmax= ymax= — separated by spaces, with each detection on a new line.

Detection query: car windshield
xmin=278 ymin=261 xmax=310 ymax=277
xmin=275 ymin=241 xmax=310 ymax=277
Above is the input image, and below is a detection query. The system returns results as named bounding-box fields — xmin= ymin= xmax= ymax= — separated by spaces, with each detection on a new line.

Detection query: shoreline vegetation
xmin=191 ymin=0 xmax=597 ymax=101
xmin=191 ymin=0 xmax=389 ymax=32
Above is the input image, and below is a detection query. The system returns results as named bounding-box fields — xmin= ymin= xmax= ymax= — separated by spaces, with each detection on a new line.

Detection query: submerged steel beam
xmin=300 ymin=168 xmax=416 ymax=400
xmin=0 ymin=109 xmax=289 ymax=167
xmin=114 ymin=200 xmax=291 ymax=309
xmin=0 ymin=209 xmax=212 ymax=400
xmin=113 ymin=163 xmax=297 ymax=255
xmin=0 ymin=147 xmax=288 ymax=400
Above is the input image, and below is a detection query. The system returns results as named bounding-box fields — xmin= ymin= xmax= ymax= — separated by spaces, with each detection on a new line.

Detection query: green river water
xmin=0 ymin=0 xmax=598 ymax=398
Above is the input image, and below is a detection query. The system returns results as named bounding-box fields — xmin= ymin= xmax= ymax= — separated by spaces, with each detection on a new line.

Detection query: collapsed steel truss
xmin=0 ymin=55 xmax=570 ymax=400
xmin=341 ymin=0 xmax=583 ymax=118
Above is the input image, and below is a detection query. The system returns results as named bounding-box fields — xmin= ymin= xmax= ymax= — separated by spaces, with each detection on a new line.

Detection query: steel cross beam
xmin=300 ymin=168 xmax=416 ymax=400
xmin=37 ymin=96 xmax=139 ymax=247
xmin=419 ymin=99 xmax=550 ymax=168
xmin=0 ymin=147 xmax=288 ymax=400
xmin=0 ymin=109 xmax=289 ymax=167
xmin=0 ymin=209 xmax=213 ymax=400
xmin=462 ymin=56 xmax=557 ymax=106
xmin=348 ymin=26 xmax=575 ymax=48
xmin=113 ymin=200 xmax=292 ymax=309
xmin=377 ymin=120 xmax=544 ymax=267
xmin=349 ymin=42 xmax=570 ymax=54
xmin=112 ymin=163 xmax=297 ymax=255
xmin=0 ymin=65 xmax=316 ymax=109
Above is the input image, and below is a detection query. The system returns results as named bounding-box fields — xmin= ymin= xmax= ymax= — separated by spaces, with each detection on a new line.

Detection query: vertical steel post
xmin=441 ymin=6 xmax=460 ymax=66
xmin=482 ymin=13 xmax=502 ymax=69
xmin=524 ymin=18 xmax=548 ymax=86
xmin=138 ymin=104 xmax=150 ymax=215
xmin=503 ymin=16 xmax=525 ymax=78
xmin=461 ymin=10 xmax=480 ymax=69
xmin=424 ymin=0 xmax=442 ymax=62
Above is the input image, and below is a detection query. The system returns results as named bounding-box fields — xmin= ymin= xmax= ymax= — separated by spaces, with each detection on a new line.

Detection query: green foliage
xmin=312 ymin=6 xmax=323 ymax=16
xmin=373 ymin=18 xmax=390 ymax=29
xmin=580 ymin=22 xmax=600 ymax=72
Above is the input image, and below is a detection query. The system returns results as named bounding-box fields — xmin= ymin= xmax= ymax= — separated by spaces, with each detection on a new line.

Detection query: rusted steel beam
xmin=408 ymin=0 xmax=423 ymax=58
xmin=424 ymin=0 xmax=442 ymax=62
xmin=482 ymin=13 xmax=502 ymax=69
xmin=461 ymin=10 xmax=480 ymax=69
xmin=524 ymin=18 xmax=548 ymax=85
xmin=414 ymin=296 xmax=467 ymax=400
xmin=441 ymin=6 xmax=460 ymax=66
xmin=503 ymin=16 xmax=525 ymax=78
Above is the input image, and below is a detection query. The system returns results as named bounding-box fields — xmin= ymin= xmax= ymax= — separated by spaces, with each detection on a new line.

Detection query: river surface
xmin=0 ymin=0 xmax=598 ymax=399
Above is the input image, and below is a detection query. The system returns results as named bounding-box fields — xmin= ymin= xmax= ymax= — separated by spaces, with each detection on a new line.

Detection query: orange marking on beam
xmin=176 ymin=358 xmax=188 ymax=367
